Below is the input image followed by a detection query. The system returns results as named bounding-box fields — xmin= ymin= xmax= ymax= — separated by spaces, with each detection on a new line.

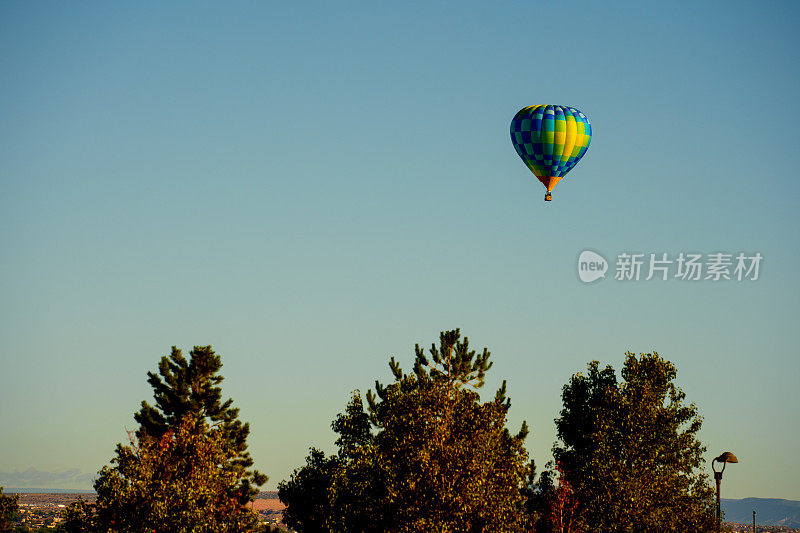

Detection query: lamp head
xmin=715 ymin=452 xmax=738 ymax=464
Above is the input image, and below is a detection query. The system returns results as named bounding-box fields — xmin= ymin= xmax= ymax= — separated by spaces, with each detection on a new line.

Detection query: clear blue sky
xmin=1 ymin=1 xmax=798 ymax=499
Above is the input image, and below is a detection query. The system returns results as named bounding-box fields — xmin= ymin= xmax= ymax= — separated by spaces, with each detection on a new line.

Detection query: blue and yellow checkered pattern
xmin=510 ymin=105 xmax=592 ymax=191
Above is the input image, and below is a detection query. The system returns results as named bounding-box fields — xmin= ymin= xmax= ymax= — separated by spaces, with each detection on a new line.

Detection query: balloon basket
xmin=544 ymin=193 xmax=552 ymax=201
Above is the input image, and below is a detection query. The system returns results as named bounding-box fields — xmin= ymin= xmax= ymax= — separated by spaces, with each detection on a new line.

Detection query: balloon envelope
xmin=510 ymin=105 xmax=591 ymax=192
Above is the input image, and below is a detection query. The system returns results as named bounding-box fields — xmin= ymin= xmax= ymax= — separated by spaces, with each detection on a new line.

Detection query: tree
xmin=91 ymin=417 xmax=262 ymax=532
xmin=278 ymin=392 xmax=383 ymax=533
xmin=134 ymin=345 xmax=266 ymax=503
xmin=63 ymin=345 xmax=266 ymax=532
xmin=280 ymin=329 xmax=533 ymax=533
xmin=551 ymin=352 xmax=715 ymax=532
xmin=278 ymin=448 xmax=340 ymax=532
xmin=0 ymin=487 xmax=19 ymax=532
xmin=524 ymin=462 xmax=582 ymax=533
xmin=59 ymin=498 xmax=95 ymax=532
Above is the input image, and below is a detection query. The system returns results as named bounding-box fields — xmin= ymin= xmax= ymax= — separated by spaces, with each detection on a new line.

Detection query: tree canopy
xmin=548 ymin=351 xmax=715 ymax=532
xmin=63 ymin=345 xmax=266 ymax=532
xmin=92 ymin=417 xmax=262 ymax=532
xmin=51 ymin=339 xmax=721 ymax=532
xmin=0 ymin=487 xmax=19 ymax=532
xmin=134 ymin=345 xmax=265 ymax=502
xmin=280 ymin=329 xmax=533 ymax=533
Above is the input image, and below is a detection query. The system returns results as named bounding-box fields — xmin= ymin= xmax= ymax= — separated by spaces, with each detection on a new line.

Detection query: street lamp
xmin=712 ymin=451 xmax=738 ymax=532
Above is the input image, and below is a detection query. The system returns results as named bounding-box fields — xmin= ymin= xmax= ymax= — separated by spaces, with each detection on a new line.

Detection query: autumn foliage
xmin=280 ymin=329 xmax=533 ymax=532
xmin=61 ymin=346 xmax=265 ymax=533
xmin=550 ymin=352 xmax=715 ymax=532
xmin=58 ymin=339 xmax=716 ymax=533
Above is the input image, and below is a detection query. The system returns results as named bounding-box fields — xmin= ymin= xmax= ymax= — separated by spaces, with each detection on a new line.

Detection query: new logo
xmin=578 ymin=250 xmax=608 ymax=283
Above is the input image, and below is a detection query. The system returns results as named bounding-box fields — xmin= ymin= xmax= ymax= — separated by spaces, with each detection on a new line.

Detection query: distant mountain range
xmin=723 ymin=498 xmax=800 ymax=528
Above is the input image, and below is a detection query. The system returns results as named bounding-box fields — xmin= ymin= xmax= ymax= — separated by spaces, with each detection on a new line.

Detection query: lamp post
xmin=712 ymin=451 xmax=738 ymax=532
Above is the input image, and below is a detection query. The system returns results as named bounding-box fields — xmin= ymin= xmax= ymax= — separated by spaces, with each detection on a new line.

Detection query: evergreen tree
xmin=92 ymin=417 xmax=262 ymax=532
xmin=280 ymin=330 xmax=532 ymax=533
xmin=62 ymin=345 xmax=266 ymax=532
xmin=551 ymin=352 xmax=715 ymax=532
xmin=134 ymin=345 xmax=265 ymax=502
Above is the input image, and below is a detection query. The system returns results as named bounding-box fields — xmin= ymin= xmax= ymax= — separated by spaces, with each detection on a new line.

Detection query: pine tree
xmin=280 ymin=329 xmax=532 ymax=533
xmin=63 ymin=345 xmax=266 ymax=532
xmin=366 ymin=329 xmax=530 ymax=532
xmin=133 ymin=345 xmax=266 ymax=502
xmin=92 ymin=417 xmax=262 ymax=532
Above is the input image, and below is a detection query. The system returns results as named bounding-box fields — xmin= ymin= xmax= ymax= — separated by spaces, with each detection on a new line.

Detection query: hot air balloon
xmin=510 ymin=105 xmax=591 ymax=201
